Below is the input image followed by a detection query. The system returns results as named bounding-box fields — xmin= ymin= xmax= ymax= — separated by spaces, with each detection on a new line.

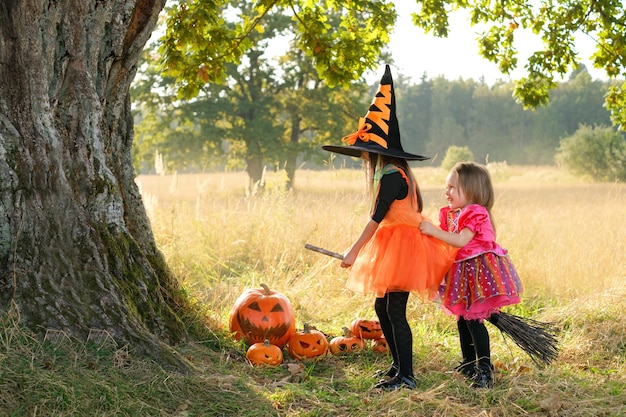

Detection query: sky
xmin=368 ymin=2 xmax=606 ymax=85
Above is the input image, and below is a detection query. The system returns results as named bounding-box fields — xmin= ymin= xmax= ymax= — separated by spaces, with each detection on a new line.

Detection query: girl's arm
xmin=419 ymin=220 xmax=474 ymax=248
xmin=341 ymin=219 xmax=379 ymax=268
xmin=341 ymin=171 xmax=402 ymax=268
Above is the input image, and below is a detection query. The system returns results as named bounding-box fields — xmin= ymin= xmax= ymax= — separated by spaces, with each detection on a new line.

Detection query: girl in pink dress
xmin=420 ymin=162 xmax=523 ymax=388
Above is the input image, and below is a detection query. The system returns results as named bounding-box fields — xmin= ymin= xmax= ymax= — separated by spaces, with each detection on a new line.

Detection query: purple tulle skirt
xmin=438 ymin=251 xmax=523 ymax=321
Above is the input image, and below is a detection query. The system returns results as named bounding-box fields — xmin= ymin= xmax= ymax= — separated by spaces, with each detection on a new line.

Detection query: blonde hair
xmin=452 ymin=162 xmax=495 ymax=231
xmin=366 ymin=153 xmax=423 ymax=212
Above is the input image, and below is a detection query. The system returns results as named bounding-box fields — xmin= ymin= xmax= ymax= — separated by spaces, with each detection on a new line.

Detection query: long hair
xmin=365 ymin=153 xmax=423 ymax=213
xmin=452 ymin=162 xmax=495 ymax=232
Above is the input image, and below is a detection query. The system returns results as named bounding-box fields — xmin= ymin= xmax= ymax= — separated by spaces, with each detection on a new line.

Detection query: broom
xmin=304 ymin=243 xmax=560 ymax=366
xmin=487 ymin=311 xmax=559 ymax=366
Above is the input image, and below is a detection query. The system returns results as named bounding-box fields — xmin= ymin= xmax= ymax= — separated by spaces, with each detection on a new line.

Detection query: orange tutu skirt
xmin=345 ymin=224 xmax=458 ymax=299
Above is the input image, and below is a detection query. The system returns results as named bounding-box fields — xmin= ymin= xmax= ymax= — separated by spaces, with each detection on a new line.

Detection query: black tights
xmin=374 ymin=292 xmax=413 ymax=378
xmin=457 ymin=317 xmax=491 ymax=368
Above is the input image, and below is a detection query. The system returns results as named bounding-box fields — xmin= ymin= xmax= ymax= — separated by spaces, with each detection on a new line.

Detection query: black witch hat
xmin=322 ymin=65 xmax=429 ymax=161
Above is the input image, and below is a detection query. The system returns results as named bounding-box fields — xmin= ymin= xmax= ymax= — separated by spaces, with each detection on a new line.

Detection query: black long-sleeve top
xmin=371 ymin=171 xmax=409 ymax=223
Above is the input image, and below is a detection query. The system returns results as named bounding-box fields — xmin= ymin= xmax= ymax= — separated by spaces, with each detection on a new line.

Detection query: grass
xmin=2 ymin=165 xmax=625 ymax=416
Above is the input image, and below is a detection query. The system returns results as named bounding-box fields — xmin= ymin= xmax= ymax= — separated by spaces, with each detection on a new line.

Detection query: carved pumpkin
xmin=287 ymin=323 xmax=329 ymax=360
xmin=229 ymin=283 xmax=295 ymax=348
xmin=246 ymin=339 xmax=283 ymax=366
xmin=372 ymin=337 xmax=389 ymax=354
xmin=329 ymin=327 xmax=366 ymax=355
xmin=350 ymin=318 xmax=383 ymax=340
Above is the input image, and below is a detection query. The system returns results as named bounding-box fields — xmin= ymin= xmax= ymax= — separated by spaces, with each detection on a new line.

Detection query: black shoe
xmin=373 ymin=364 xmax=398 ymax=380
xmin=454 ymin=361 xmax=477 ymax=380
xmin=374 ymin=374 xmax=416 ymax=391
xmin=471 ymin=364 xmax=494 ymax=389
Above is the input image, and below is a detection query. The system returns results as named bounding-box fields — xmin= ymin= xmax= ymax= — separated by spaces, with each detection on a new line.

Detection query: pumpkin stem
xmin=303 ymin=323 xmax=310 ymax=333
xmin=342 ymin=326 xmax=352 ymax=337
xmin=260 ymin=283 xmax=271 ymax=294
xmin=263 ymin=339 xmax=271 ymax=347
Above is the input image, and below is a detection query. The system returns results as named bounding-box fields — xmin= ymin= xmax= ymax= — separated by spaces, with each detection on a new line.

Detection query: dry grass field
xmin=130 ymin=164 xmax=625 ymax=416
xmin=2 ymin=165 xmax=624 ymax=416
xmin=136 ymin=165 xmax=625 ymax=308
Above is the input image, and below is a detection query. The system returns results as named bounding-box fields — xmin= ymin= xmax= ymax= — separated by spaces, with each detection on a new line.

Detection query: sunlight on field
xmin=136 ymin=166 xmax=626 ymax=334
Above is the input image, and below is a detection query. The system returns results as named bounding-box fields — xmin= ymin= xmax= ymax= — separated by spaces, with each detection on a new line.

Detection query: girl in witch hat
xmin=322 ymin=65 xmax=457 ymax=391
xmin=419 ymin=162 xmax=524 ymax=388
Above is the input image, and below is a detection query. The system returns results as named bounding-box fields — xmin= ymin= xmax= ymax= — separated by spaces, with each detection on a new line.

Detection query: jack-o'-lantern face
xmin=287 ymin=324 xmax=329 ymax=360
xmin=246 ymin=340 xmax=283 ymax=366
xmin=350 ymin=319 xmax=383 ymax=340
xmin=372 ymin=337 xmax=389 ymax=354
xmin=236 ymin=299 xmax=290 ymax=341
xmin=329 ymin=327 xmax=366 ymax=355
xmin=229 ymin=284 xmax=295 ymax=348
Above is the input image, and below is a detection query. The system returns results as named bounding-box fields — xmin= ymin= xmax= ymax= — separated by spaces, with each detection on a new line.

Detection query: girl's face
xmin=445 ymin=171 xmax=469 ymax=210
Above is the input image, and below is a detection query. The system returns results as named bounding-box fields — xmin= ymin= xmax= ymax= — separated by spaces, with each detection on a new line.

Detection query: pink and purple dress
xmin=438 ymin=204 xmax=523 ymax=321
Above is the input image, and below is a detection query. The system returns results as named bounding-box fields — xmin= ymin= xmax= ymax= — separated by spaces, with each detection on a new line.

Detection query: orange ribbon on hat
xmin=341 ymin=117 xmax=388 ymax=149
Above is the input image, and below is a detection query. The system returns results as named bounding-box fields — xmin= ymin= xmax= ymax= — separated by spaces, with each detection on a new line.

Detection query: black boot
xmin=374 ymin=373 xmax=417 ymax=391
xmin=373 ymin=363 xmax=398 ymax=381
xmin=454 ymin=361 xmax=477 ymax=379
xmin=471 ymin=362 xmax=494 ymax=389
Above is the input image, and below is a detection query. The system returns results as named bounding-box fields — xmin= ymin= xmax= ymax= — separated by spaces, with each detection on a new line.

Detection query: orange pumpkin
xmin=287 ymin=323 xmax=329 ymax=360
xmin=246 ymin=339 xmax=283 ymax=366
xmin=372 ymin=337 xmax=389 ymax=354
xmin=329 ymin=327 xmax=366 ymax=355
xmin=350 ymin=318 xmax=383 ymax=340
xmin=229 ymin=283 xmax=296 ymax=348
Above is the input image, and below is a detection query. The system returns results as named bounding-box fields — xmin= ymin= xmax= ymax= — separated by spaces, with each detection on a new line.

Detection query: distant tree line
xmin=393 ymin=67 xmax=615 ymax=167
xmin=133 ymin=64 xmax=619 ymax=174
xmin=132 ymin=1 xmax=626 ymax=188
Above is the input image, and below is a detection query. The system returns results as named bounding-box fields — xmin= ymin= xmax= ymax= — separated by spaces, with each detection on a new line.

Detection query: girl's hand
xmin=341 ymin=249 xmax=357 ymax=268
xmin=340 ymin=219 xmax=378 ymax=268
xmin=419 ymin=220 xmax=436 ymax=236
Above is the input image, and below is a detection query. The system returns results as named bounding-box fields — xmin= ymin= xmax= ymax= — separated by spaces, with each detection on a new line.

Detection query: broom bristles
xmin=487 ymin=312 xmax=559 ymax=365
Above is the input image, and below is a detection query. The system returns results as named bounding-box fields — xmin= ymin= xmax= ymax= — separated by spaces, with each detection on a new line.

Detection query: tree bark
xmin=284 ymin=112 xmax=301 ymax=190
xmin=0 ymin=0 xmax=188 ymax=370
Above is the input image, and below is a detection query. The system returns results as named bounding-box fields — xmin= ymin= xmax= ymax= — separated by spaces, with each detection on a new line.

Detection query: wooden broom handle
xmin=304 ymin=243 xmax=344 ymax=260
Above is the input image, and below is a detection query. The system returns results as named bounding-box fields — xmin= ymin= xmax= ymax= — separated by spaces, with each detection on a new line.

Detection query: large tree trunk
xmin=245 ymin=151 xmax=264 ymax=192
xmin=284 ymin=112 xmax=301 ymax=190
xmin=0 ymin=0 xmax=188 ymax=370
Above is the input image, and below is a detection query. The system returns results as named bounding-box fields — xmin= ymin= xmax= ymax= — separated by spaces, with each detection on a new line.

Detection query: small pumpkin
xmin=372 ymin=337 xmax=389 ymax=354
xmin=350 ymin=318 xmax=383 ymax=340
xmin=329 ymin=327 xmax=366 ymax=355
xmin=246 ymin=339 xmax=283 ymax=366
xmin=229 ymin=283 xmax=296 ymax=348
xmin=287 ymin=323 xmax=329 ymax=360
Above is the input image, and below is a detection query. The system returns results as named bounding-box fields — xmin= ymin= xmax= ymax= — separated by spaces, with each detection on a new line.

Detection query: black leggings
xmin=457 ymin=317 xmax=491 ymax=368
xmin=374 ymin=292 xmax=413 ymax=378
